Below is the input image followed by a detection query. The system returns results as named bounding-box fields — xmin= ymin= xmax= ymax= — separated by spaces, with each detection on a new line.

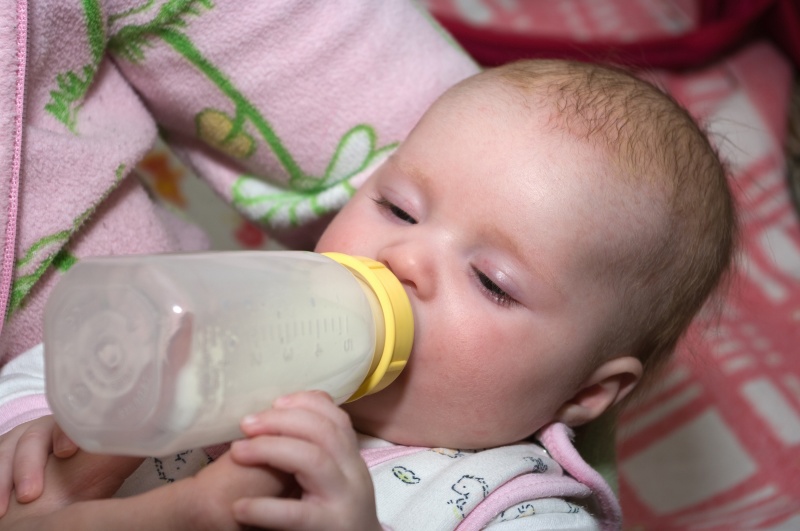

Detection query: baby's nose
xmin=378 ymin=244 xmax=435 ymax=301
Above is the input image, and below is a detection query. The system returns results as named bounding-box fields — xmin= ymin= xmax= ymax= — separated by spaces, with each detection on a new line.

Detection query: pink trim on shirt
xmin=0 ymin=394 xmax=51 ymax=435
xmin=360 ymin=445 xmax=427 ymax=468
xmin=457 ymin=475 xmax=591 ymax=531
xmin=539 ymin=423 xmax=622 ymax=530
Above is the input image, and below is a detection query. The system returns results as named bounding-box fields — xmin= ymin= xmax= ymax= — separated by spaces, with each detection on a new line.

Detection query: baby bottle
xmin=43 ymin=251 xmax=413 ymax=456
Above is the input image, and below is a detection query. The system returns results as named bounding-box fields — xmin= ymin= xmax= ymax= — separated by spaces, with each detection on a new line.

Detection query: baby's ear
xmin=554 ymin=356 xmax=642 ymax=427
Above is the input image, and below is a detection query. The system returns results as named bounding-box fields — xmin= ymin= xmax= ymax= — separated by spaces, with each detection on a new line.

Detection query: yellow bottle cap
xmin=322 ymin=253 xmax=414 ymax=401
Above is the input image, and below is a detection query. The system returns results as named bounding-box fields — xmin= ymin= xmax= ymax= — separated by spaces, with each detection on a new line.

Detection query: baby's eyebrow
xmin=480 ymin=223 xmax=564 ymax=299
xmin=535 ymin=267 xmax=565 ymax=298
xmin=523 ymin=261 xmax=565 ymax=303
xmin=387 ymin=155 xmax=431 ymax=188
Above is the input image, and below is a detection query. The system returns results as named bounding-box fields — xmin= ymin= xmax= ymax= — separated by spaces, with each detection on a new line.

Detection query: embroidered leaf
xmin=53 ymin=249 xmax=78 ymax=272
xmin=320 ymin=125 xmax=378 ymax=188
xmin=44 ymin=65 xmax=96 ymax=132
xmin=43 ymin=0 xmax=106 ymax=132
xmin=232 ymin=176 xmax=350 ymax=228
xmin=231 ymin=138 xmax=394 ymax=228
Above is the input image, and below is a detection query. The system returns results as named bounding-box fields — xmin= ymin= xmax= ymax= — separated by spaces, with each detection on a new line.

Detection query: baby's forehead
xmin=463 ymin=64 xmax=680 ymax=171
xmin=430 ymin=64 xmax=679 ymax=244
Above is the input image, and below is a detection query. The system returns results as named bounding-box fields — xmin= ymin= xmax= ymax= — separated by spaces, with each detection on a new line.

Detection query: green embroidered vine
xmin=44 ymin=0 xmax=106 ymax=132
xmin=109 ymin=0 xmax=299 ymax=174
xmin=108 ymin=0 xmax=212 ymax=62
xmin=8 ymin=164 xmax=126 ymax=315
xmin=8 ymin=234 xmax=71 ymax=315
xmin=83 ymin=0 xmax=106 ymax=64
xmin=158 ymin=27 xmax=307 ymax=185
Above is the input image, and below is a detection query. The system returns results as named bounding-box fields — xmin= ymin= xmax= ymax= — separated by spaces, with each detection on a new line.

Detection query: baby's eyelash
xmin=372 ymin=196 xmax=417 ymax=224
xmin=474 ymin=268 xmax=518 ymax=308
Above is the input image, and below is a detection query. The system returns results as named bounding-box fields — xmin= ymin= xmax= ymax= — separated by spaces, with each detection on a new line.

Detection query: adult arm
xmin=0 ymin=447 xmax=292 ymax=531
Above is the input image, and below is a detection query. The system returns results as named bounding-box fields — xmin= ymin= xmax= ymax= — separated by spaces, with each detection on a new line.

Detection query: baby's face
xmin=316 ymin=85 xmax=636 ymax=449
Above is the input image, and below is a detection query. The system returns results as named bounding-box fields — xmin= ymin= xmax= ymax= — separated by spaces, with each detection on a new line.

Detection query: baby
xmin=0 ymin=59 xmax=734 ymax=530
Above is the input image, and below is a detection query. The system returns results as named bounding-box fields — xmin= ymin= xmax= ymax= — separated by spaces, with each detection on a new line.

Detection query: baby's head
xmin=316 ymin=59 xmax=734 ymax=449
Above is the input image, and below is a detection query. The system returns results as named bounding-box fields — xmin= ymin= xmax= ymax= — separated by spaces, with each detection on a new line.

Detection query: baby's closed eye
xmin=473 ymin=267 xmax=517 ymax=308
xmin=372 ymin=196 xmax=417 ymax=224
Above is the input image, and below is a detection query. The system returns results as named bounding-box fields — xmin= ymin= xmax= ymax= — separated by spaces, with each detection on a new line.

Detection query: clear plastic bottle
xmin=43 ymin=251 xmax=413 ymax=456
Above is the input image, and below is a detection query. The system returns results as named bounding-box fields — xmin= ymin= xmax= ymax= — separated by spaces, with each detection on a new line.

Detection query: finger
xmin=12 ymin=422 xmax=55 ymax=502
xmin=0 ymin=475 xmax=9 ymax=517
xmin=242 ymin=391 xmax=350 ymax=436
xmin=231 ymin=436 xmax=347 ymax=498
xmin=275 ymin=391 xmax=352 ymax=430
xmin=243 ymin=393 xmax=354 ymax=444
xmin=240 ymin=407 xmax=357 ymax=464
xmin=234 ymin=496 xmax=325 ymax=530
xmin=52 ymin=425 xmax=78 ymax=458
xmin=0 ymin=430 xmax=23 ymax=516
xmin=243 ymin=405 xmax=343 ymax=439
